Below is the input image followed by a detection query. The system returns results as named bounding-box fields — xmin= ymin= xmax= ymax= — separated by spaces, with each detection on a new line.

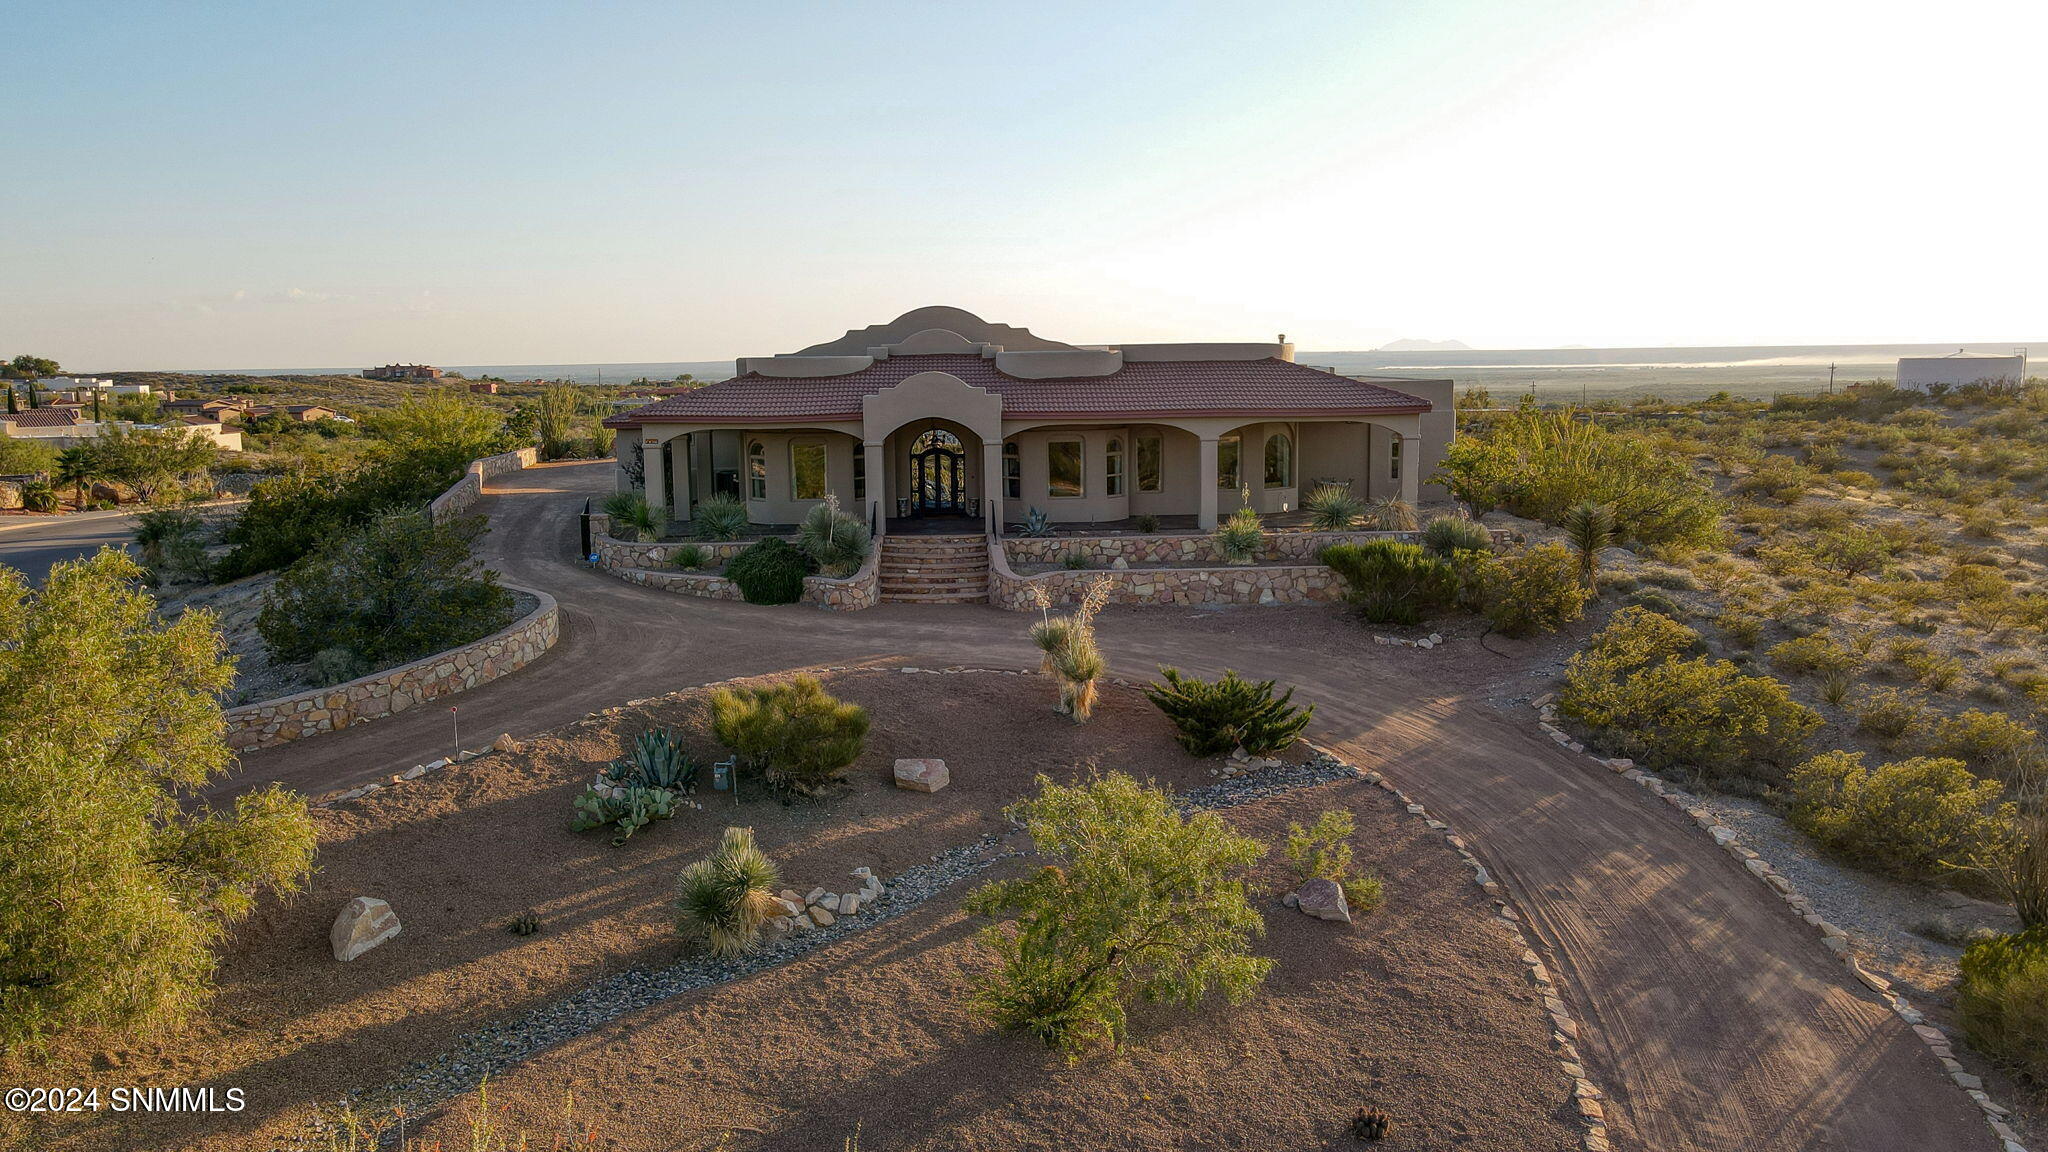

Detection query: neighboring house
xmin=602 ymin=306 xmax=1453 ymax=532
xmin=173 ymin=416 xmax=245 ymax=452
xmin=162 ymin=397 xmax=250 ymax=422
xmin=0 ymin=409 xmax=85 ymax=434
xmin=0 ymin=409 xmax=241 ymax=451
xmin=364 ymin=363 xmax=445 ymax=381
xmin=467 ymin=380 xmax=500 ymax=394
xmin=247 ymin=404 xmax=342 ymax=422
xmin=1897 ymin=350 xmax=2027 ymax=390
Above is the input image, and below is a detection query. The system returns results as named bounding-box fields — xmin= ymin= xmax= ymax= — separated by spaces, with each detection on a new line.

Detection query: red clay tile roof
xmin=2 ymin=409 xmax=82 ymax=429
xmin=603 ymin=355 xmax=1432 ymax=427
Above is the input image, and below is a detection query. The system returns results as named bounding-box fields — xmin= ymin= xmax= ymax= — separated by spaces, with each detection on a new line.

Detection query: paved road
xmin=0 ymin=510 xmax=140 ymax=583
xmin=223 ymin=460 xmax=1994 ymax=1152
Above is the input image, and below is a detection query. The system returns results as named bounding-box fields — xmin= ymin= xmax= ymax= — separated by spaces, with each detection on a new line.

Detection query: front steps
xmin=879 ymin=534 xmax=989 ymax=603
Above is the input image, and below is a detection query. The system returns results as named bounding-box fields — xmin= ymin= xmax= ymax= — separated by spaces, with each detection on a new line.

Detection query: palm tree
xmin=54 ymin=446 xmax=100 ymax=510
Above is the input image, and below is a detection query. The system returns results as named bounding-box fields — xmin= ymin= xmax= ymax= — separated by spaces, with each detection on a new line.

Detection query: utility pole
xmin=1828 ymin=362 xmax=1836 ymax=394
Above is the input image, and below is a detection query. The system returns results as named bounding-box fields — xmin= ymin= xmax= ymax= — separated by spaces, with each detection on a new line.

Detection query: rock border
xmin=1531 ymin=694 xmax=2031 ymax=1152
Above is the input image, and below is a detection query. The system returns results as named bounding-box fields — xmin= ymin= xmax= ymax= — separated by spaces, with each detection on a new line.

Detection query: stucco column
xmin=672 ymin=433 xmax=692 ymax=524
xmin=863 ymin=440 xmax=885 ymax=538
xmin=1399 ymin=434 xmax=1421 ymax=506
xmin=981 ymin=438 xmax=1002 ymax=535
xmin=1197 ymin=436 xmax=1220 ymax=529
xmin=641 ymin=433 xmax=667 ymax=521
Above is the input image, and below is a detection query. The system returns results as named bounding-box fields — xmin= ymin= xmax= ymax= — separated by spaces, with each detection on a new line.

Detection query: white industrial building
xmin=1896 ymin=350 xmax=2028 ymax=390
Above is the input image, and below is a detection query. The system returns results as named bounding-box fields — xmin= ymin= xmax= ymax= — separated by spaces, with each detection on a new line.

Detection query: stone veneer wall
xmin=224 ymin=586 xmax=559 ymax=751
xmin=1002 ymin=528 xmax=1420 ymax=568
xmin=591 ymin=513 xmax=879 ymax=611
xmin=429 ymin=447 xmax=539 ymax=522
xmin=990 ymin=555 xmax=1348 ymax=610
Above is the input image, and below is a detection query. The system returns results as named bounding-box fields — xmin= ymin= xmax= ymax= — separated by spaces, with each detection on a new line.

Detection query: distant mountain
xmin=1376 ymin=338 xmax=1470 ymax=352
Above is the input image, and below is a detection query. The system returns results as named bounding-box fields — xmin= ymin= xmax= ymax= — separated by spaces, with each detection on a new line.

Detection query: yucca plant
xmin=1562 ymin=500 xmax=1617 ymax=587
xmin=1420 ymin=515 xmax=1491 ymax=557
xmin=673 ymin=543 xmax=709 ymax=570
xmin=692 ymin=493 xmax=749 ymax=541
xmin=1214 ymin=506 xmax=1265 ymax=564
xmin=1303 ymin=484 xmax=1365 ymax=531
xmin=676 ymin=827 xmax=783 ymax=956
xmin=1026 ymin=581 xmax=1111 ymax=722
xmin=603 ymin=492 xmax=659 ymax=542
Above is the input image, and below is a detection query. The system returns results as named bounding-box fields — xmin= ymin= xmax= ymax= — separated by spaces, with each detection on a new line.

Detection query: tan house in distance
xmin=603 ymin=307 xmax=1453 ymax=535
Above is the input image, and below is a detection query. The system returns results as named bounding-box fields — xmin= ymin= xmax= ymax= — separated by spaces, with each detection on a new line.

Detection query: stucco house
xmin=603 ymin=307 xmax=1453 ymax=535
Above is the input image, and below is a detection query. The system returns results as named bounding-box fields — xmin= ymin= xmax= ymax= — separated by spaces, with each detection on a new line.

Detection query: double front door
xmin=910 ymin=432 xmax=965 ymax=514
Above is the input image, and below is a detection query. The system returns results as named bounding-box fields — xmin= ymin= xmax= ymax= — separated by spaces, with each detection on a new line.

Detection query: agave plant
xmin=1012 ymin=507 xmax=1055 ymax=537
xmin=675 ymin=826 xmax=783 ymax=956
xmin=570 ymin=782 xmax=677 ymax=845
xmin=616 ymin=727 xmax=699 ymax=792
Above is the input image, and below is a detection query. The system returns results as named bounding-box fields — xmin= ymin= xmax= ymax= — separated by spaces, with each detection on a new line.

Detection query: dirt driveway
xmin=222 ymin=460 xmax=1995 ymax=1152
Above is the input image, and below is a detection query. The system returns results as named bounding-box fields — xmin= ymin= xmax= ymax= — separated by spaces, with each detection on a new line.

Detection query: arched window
xmin=746 ymin=440 xmax=766 ymax=500
xmin=1264 ymin=431 xmax=1293 ymax=488
xmin=910 ymin=428 xmax=963 ymax=454
xmin=1105 ymin=437 xmax=1124 ymax=496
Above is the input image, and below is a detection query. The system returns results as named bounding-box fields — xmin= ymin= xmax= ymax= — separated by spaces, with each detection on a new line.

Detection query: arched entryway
xmin=909 ymin=428 xmax=966 ymax=515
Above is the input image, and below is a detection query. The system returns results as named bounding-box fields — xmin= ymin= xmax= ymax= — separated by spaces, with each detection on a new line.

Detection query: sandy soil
xmin=410 ymin=774 xmax=1579 ymax=1152
xmin=2 ymin=668 xmax=1575 ymax=1152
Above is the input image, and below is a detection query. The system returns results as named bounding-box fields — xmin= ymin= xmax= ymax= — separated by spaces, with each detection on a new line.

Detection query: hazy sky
xmin=5 ymin=0 xmax=2042 ymax=369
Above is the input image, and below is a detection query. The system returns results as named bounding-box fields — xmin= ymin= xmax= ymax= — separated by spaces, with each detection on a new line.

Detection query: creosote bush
xmin=726 ymin=536 xmax=815 ymax=604
xmin=1321 ymin=539 xmax=1460 ymax=625
xmin=675 ymin=826 xmax=783 ymax=956
xmin=1959 ymin=929 xmax=2048 ymax=1084
xmin=1560 ymin=607 xmax=1821 ymax=783
xmin=1283 ymin=809 xmax=1385 ymax=913
xmin=1143 ymin=667 xmax=1313 ymax=756
xmin=964 ymin=772 xmax=1272 ymax=1056
xmin=1787 ymin=750 xmax=2014 ymax=882
xmin=710 ymin=674 xmax=869 ymax=795
xmin=1481 ymin=543 xmax=1591 ymax=637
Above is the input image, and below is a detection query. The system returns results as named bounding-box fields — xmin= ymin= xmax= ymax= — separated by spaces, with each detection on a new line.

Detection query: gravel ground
xmin=304 ymin=753 xmax=1365 ymax=1146
xmin=1670 ymin=783 xmax=2017 ymax=998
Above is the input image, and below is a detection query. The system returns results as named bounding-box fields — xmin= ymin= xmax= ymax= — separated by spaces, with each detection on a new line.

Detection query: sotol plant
xmin=692 ymin=493 xmax=749 ymax=542
xmin=1214 ymin=506 xmax=1265 ymax=564
xmin=1303 ymin=484 xmax=1366 ymax=531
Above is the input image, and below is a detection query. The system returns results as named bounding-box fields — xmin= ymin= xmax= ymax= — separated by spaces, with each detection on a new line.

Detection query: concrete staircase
xmin=878 ymin=534 xmax=990 ymax=604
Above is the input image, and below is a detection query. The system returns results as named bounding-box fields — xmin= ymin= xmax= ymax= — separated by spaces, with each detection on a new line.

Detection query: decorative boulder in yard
xmin=1292 ymin=877 xmax=1352 ymax=925
xmin=330 ymin=896 xmax=403 ymax=961
xmin=893 ymin=757 xmax=949 ymax=793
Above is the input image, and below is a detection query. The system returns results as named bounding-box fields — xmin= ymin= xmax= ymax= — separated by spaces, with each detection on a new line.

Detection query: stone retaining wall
xmin=802 ymin=542 xmax=881 ymax=610
xmin=588 ymin=514 xmax=765 ymax=571
xmin=592 ymin=513 xmax=880 ymax=611
xmin=429 ymin=447 xmax=538 ymax=522
xmin=990 ymin=554 xmax=1347 ymax=610
xmin=1002 ymin=528 xmax=1418 ymax=567
xmin=224 ymin=586 xmax=559 ymax=751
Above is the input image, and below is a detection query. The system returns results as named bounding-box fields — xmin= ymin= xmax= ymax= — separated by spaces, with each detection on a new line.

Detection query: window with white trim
xmin=791 ymin=440 xmax=827 ymax=501
xmin=1105 ymin=437 xmax=1124 ymax=497
xmin=746 ymin=440 xmax=766 ymax=500
xmin=1048 ymin=438 xmax=1083 ymax=498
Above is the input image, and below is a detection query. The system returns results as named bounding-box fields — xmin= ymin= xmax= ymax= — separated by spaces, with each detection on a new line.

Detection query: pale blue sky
xmin=4 ymin=0 xmax=2041 ymax=369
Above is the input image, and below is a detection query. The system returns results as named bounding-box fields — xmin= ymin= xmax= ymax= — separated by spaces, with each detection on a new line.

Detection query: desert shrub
xmin=19 ymin=479 xmax=58 ymax=512
xmin=570 ymin=729 xmax=700 ymax=844
xmin=218 ymin=453 xmax=466 ymax=579
xmin=1363 ymin=497 xmax=1418 ymax=531
xmin=963 ymin=772 xmax=1271 ymax=1056
xmin=0 ymin=435 xmax=58 ymax=475
xmin=1735 ymin=454 xmax=1813 ymax=503
xmin=1061 ymin=551 xmax=1089 ymax=570
xmin=257 ymin=510 xmax=514 ymax=671
xmin=1304 ymin=484 xmax=1366 ymax=531
xmin=691 ymin=493 xmax=749 ymax=541
xmin=1134 ymin=513 xmax=1161 ymax=533
xmin=1561 ymin=500 xmax=1616 ymax=586
xmin=1143 ymin=667 xmax=1313 ymax=756
xmin=1901 ymin=649 xmax=1965 ymax=692
xmin=1213 ymin=506 xmax=1265 ymax=563
xmin=1321 ymin=539 xmax=1459 ymax=625
xmin=673 ymin=543 xmax=709 ymax=570
xmin=1560 ymin=607 xmax=1821 ymax=781
xmin=726 ymin=537 xmax=814 ymax=604
xmin=1852 ymin=686 xmax=1931 ymax=743
xmin=1029 ymin=581 xmax=1109 ymax=722
xmin=132 ymin=506 xmax=211 ymax=582
xmin=1436 ymin=405 xmax=1721 ymax=548
xmin=675 ymin=826 xmax=782 ymax=956
xmin=1283 ymin=809 xmax=1385 ymax=913
xmin=1959 ymin=929 xmax=2048 ymax=1084
xmin=1481 ymin=543 xmax=1591 ymax=637
xmin=603 ymin=492 xmax=658 ymax=542
xmin=1420 ymin=515 xmax=1491 ymax=557
xmin=0 ymin=551 xmax=316 ymax=1049
xmin=1768 ymin=633 xmax=1859 ymax=677
xmin=1928 ymin=710 xmax=2041 ymax=779
xmin=797 ymin=497 xmax=872 ymax=578
xmin=710 ymin=674 xmax=869 ymax=795
xmin=1787 ymin=751 xmax=2014 ymax=881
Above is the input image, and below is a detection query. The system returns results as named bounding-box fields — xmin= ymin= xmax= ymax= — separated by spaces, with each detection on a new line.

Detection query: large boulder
xmin=1293 ymin=878 xmax=1352 ymax=924
xmin=0 ymin=481 xmax=22 ymax=511
xmin=330 ymin=896 xmax=402 ymax=961
xmin=893 ymin=758 xmax=949 ymax=793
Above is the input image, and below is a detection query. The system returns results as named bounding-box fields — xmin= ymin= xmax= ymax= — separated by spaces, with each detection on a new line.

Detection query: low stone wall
xmin=224 ymin=586 xmax=560 ymax=751
xmin=429 ymin=447 xmax=538 ymax=522
xmin=990 ymin=545 xmax=1347 ymax=610
xmin=802 ymin=542 xmax=880 ymax=611
xmin=590 ymin=520 xmax=760 ymax=571
xmin=611 ymin=567 xmax=744 ymax=600
xmin=1001 ymin=528 xmax=1416 ymax=568
xmin=593 ymin=517 xmax=880 ymax=611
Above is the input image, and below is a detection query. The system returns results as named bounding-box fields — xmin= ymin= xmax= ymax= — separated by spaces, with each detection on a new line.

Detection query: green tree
xmin=0 ymin=434 xmax=59 ymax=477
xmin=4 ymin=354 xmax=59 ymax=380
xmin=535 ymin=383 xmax=584 ymax=460
xmin=53 ymin=444 xmax=102 ymax=507
xmin=0 ymin=550 xmax=316 ymax=1049
xmin=257 ymin=509 xmax=514 ymax=672
xmin=91 ymin=425 xmax=221 ymax=503
xmin=360 ymin=390 xmax=513 ymax=477
xmin=964 ymin=772 xmax=1272 ymax=1056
